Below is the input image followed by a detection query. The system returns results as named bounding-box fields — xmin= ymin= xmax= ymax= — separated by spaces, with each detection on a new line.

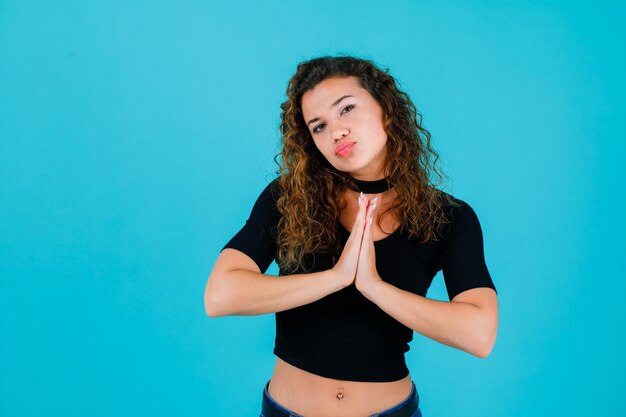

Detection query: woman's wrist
xmin=327 ymin=267 xmax=353 ymax=291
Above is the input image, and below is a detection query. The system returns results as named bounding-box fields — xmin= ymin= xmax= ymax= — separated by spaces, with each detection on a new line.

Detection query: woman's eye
xmin=312 ymin=105 xmax=354 ymax=134
xmin=313 ymin=123 xmax=325 ymax=133
xmin=342 ymin=104 xmax=355 ymax=113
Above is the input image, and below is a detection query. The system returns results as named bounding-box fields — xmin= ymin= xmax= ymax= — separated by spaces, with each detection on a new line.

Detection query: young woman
xmin=204 ymin=55 xmax=498 ymax=417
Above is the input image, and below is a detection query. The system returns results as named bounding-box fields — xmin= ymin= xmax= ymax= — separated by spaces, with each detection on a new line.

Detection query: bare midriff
xmin=267 ymin=357 xmax=413 ymax=417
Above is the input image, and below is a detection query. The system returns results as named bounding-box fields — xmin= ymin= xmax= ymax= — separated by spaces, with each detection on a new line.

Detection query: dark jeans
xmin=260 ymin=379 xmax=422 ymax=417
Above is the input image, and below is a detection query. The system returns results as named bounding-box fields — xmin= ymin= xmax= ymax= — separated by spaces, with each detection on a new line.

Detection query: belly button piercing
xmin=336 ymin=387 xmax=344 ymax=400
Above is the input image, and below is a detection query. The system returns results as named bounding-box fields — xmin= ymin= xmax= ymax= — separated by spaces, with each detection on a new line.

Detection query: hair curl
xmin=273 ymin=54 xmax=459 ymax=273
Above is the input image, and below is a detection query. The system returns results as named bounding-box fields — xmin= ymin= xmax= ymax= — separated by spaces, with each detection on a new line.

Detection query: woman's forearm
xmin=205 ymin=268 xmax=342 ymax=317
xmin=360 ymin=281 xmax=497 ymax=358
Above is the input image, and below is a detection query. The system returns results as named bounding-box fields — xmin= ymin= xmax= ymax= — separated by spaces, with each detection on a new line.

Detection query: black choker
xmin=348 ymin=177 xmax=392 ymax=194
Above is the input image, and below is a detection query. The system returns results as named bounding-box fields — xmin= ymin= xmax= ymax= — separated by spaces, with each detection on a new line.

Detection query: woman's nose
xmin=333 ymin=126 xmax=350 ymax=142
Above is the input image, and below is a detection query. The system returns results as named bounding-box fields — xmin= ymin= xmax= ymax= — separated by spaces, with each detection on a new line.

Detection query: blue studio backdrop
xmin=1 ymin=1 xmax=624 ymax=416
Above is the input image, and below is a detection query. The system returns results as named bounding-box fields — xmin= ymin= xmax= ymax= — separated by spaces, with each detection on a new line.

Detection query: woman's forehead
xmin=301 ymin=76 xmax=365 ymax=116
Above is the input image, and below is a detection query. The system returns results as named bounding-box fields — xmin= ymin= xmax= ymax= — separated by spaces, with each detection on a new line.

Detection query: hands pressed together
xmin=331 ymin=192 xmax=384 ymax=294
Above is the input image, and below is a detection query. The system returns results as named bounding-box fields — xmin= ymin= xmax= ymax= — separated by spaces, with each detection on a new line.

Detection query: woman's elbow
xmin=205 ymin=296 xmax=221 ymax=318
xmin=475 ymin=305 xmax=498 ymax=358
xmin=474 ymin=328 xmax=497 ymax=358
xmin=204 ymin=278 xmax=227 ymax=318
xmin=474 ymin=341 xmax=495 ymax=359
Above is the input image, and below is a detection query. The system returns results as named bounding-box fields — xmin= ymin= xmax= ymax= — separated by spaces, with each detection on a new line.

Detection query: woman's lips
xmin=335 ymin=141 xmax=356 ymax=157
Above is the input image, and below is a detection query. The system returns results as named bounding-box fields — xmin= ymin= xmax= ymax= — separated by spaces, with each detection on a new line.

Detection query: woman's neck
xmin=348 ymin=176 xmax=392 ymax=194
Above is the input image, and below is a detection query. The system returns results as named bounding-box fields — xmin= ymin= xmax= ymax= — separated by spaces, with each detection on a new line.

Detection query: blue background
xmin=1 ymin=1 xmax=624 ymax=416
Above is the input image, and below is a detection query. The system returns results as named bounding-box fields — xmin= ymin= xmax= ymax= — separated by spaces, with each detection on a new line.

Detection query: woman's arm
xmin=353 ymin=195 xmax=498 ymax=358
xmin=204 ymin=248 xmax=344 ymax=317
xmin=207 ymin=192 xmax=369 ymax=317
xmin=360 ymin=283 xmax=498 ymax=358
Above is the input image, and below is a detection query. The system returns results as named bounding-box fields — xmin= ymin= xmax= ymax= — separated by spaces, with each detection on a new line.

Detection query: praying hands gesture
xmin=331 ymin=192 xmax=384 ymax=294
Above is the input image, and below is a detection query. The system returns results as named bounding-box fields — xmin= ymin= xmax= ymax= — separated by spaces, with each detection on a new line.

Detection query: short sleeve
xmin=438 ymin=198 xmax=497 ymax=301
xmin=220 ymin=178 xmax=280 ymax=274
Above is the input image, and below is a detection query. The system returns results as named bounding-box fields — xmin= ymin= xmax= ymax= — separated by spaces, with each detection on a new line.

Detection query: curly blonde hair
xmin=274 ymin=55 xmax=459 ymax=273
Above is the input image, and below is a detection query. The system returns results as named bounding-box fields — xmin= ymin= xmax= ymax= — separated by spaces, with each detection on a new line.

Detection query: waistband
xmin=261 ymin=379 xmax=420 ymax=417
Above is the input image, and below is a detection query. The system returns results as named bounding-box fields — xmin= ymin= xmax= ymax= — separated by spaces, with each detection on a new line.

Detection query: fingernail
xmin=358 ymin=191 xmax=363 ymax=206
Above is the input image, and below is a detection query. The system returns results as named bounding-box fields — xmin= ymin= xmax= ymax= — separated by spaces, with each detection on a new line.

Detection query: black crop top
xmin=221 ymin=177 xmax=496 ymax=382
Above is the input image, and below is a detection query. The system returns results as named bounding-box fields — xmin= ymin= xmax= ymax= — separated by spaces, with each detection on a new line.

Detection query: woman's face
xmin=300 ymin=76 xmax=388 ymax=181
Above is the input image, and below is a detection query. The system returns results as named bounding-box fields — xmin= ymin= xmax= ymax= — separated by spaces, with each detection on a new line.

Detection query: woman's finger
xmin=364 ymin=197 xmax=377 ymax=243
xmin=348 ymin=192 xmax=366 ymax=241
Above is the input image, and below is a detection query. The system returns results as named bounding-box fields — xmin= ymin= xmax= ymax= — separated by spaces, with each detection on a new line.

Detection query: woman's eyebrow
xmin=307 ymin=95 xmax=354 ymax=126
